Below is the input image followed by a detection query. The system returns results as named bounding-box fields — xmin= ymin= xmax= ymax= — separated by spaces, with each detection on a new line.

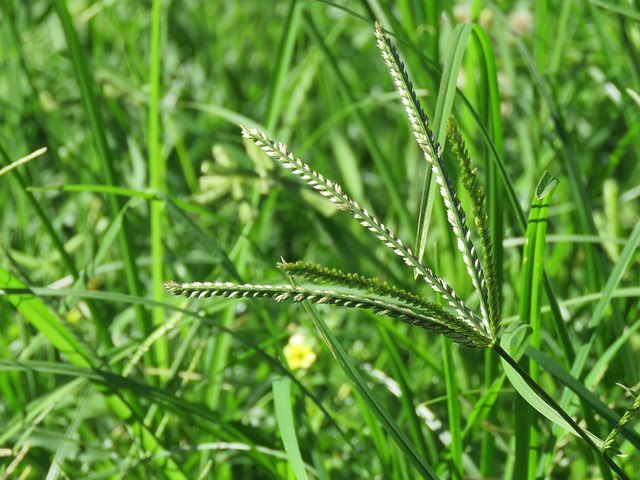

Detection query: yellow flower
xmin=283 ymin=332 xmax=317 ymax=370
xmin=66 ymin=308 xmax=83 ymax=324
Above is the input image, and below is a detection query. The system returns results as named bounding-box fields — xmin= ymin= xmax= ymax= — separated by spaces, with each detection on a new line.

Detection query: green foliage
xmin=1 ymin=1 xmax=639 ymax=479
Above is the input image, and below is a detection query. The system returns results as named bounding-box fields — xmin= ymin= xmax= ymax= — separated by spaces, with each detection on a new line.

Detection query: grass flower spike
xmin=374 ymin=22 xmax=492 ymax=335
xmin=162 ymin=22 xmax=632 ymax=478
xmin=166 ymin=25 xmax=500 ymax=349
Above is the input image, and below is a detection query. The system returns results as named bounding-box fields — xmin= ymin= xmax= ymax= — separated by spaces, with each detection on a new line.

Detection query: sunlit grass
xmin=1 ymin=1 xmax=639 ymax=478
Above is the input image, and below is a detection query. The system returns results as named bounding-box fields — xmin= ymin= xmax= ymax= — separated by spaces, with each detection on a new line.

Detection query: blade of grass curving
xmin=0 ymin=376 xmax=86 ymax=447
xmin=0 ymin=142 xmax=110 ymax=346
xmin=0 ymin=360 xmax=280 ymax=477
xmin=376 ymin=324 xmax=430 ymax=459
xmin=0 ymin=266 xmax=95 ymax=369
xmin=52 ymin=0 xmax=150 ymax=342
xmin=0 ymin=331 xmax=21 ymax=413
xmin=296 ymin=290 xmax=439 ymax=479
xmin=584 ymin=218 xmax=640 ymax=383
xmin=495 ymin=339 xmax=628 ymax=479
xmin=86 ymin=198 xmax=136 ymax=291
xmin=395 ymin=0 xmax=418 ymax=43
xmin=586 ymin=320 xmax=640 ymax=395
xmin=148 ymin=0 xmax=168 ymax=371
xmin=431 ymin=24 xmax=472 ymax=141
xmin=46 ymin=382 xmax=93 ymax=479
xmin=2 ymin=283 xmax=371 ymax=476
xmin=414 ymin=168 xmax=435 ymax=281
xmin=589 ymin=0 xmax=640 ymax=22
xmin=0 ymin=269 xmax=189 ymax=479
xmin=273 ymin=377 xmax=309 ymax=480
xmin=526 ymin=340 xmax=640 ymax=450
xmin=461 ymin=367 xmax=507 ymax=439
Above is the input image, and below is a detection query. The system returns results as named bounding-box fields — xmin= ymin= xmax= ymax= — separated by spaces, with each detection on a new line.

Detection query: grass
xmin=1 ymin=1 xmax=639 ymax=478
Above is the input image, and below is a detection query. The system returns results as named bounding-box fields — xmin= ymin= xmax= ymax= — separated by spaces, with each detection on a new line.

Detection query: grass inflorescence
xmin=1 ymin=2 xmax=639 ymax=479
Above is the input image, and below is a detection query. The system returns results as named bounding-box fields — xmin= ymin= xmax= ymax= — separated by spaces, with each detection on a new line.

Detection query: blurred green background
xmin=1 ymin=0 xmax=639 ymax=478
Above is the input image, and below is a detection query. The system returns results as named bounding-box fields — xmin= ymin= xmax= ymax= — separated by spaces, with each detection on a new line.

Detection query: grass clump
xmin=1 ymin=2 xmax=639 ymax=479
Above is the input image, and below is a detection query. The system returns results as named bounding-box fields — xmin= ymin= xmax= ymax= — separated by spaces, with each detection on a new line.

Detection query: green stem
xmin=492 ymin=344 xmax=628 ymax=480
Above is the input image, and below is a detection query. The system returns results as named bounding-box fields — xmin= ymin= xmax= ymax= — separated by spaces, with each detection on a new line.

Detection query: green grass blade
xmin=587 ymin=218 xmax=640 ymax=333
xmin=511 ymin=14 xmax=636 ymax=382
xmin=376 ymin=324 xmax=430 ymax=460
xmin=303 ymin=14 xmax=412 ymax=231
xmin=499 ymin=338 xmax=604 ymax=448
xmin=569 ymin=218 xmax=640 ymax=387
xmin=5 ymin=285 xmax=363 ymax=466
xmin=0 ymin=269 xmax=189 ymax=479
xmin=46 ymin=382 xmax=92 ymax=479
xmin=0 ymin=266 xmax=95 ymax=368
xmin=148 ymin=0 xmax=168 ymax=370
xmin=526 ymin=343 xmax=640 ymax=450
xmin=588 ymin=0 xmax=640 ymax=21
xmin=496 ymin=338 xmax=628 ymax=479
xmin=516 ymin=171 xmax=559 ymax=479
xmin=469 ymin=25 xmax=505 ymax=333
xmin=534 ymin=0 xmax=548 ymax=72
xmin=586 ymin=319 xmax=640 ymax=393
xmin=0 ymin=360 xmax=280 ymax=477
xmin=273 ymin=377 xmax=310 ymax=480
xmin=0 ymin=142 xmax=110 ymax=346
xmin=52 ymin=0 xmax=149 ymax=342
xmin=442 ymin=339 xmax=463 ymax=480
xmin=297 ymin=294 xmax=439 ymax=479
xmin=265 ymin=0 xmax=303 ymax=131
xmin=548 ymin=0 xmax=576 ymax=74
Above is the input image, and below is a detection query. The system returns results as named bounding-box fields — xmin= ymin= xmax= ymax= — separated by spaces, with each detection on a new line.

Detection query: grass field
xmin=1 ymin=1 xmax=640 ymax=478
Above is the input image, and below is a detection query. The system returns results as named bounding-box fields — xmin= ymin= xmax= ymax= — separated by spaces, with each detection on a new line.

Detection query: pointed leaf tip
xmin=535 ymin=171 xmax=559 ymax=200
